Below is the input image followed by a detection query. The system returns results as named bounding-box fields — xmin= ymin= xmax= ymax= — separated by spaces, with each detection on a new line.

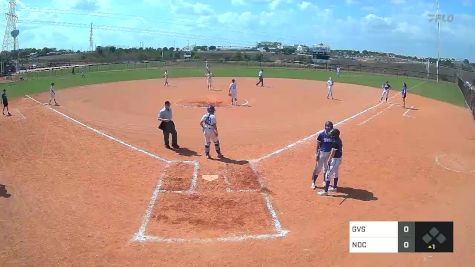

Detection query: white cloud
xmin=345 ymin=0 xmax=357 ymax=5
xmin=362 ymin=13 xmax=392 ymax=32
xmin=299 ymin=1 xmax=311 ymax=10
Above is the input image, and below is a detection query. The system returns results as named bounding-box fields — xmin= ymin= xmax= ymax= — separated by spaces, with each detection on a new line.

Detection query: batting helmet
xmin=329 ymin=128 xmax=340 ymax=138
xmin=325 ymin=121 xmax=334 ymax=131
xmin=207 ymin=105 xmax=215 ymax=114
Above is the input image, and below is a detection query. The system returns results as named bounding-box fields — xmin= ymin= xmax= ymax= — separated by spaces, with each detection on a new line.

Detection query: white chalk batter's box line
xmin=26 ymin=90 xmax=397 ymax=244
xmin=25 ymin=95 xmax=287 ymax=243
xmin=133 ymin=163 xmax=288 ymax=243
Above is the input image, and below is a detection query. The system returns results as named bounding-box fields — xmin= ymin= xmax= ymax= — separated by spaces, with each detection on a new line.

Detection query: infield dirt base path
xmin=1 ymin=77 xmax=474 ymax=266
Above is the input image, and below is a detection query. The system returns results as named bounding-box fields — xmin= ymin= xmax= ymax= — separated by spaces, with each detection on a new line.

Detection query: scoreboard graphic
xmin=349 ymin=221 xmax=453 ymax=253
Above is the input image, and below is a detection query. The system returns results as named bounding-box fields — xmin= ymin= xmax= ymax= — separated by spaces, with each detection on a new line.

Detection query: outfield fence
xmin=10 ymin=59 xmax=475 ymax=116
xmin=457 ymin=69 xmax=475 ymax=118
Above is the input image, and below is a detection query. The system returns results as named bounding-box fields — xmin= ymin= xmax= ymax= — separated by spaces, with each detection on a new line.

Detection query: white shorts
xmin=314 ymin=151 xmax=331 ymax=175
xmin=230 ymin=91 xmax=237 ymax=99
xmin=204 ymin=128 xmax=218 ymax=144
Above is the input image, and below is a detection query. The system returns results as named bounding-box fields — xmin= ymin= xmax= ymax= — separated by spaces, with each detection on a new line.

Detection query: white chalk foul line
xmin=403 ymin=106 xmax=416 ymax=118
xmin=138 ymin=232 xmax=287 ymax=243
xmin=253 ymin=95 xmax=397 ymax=163
xmin=249 ymin=161 xmax=288 ymax=237
xmin=26 ymin=95 xmax=173 ymax=164
xmin=14 ymin=108 xmax=26 ymax=120
xmin=133 ymin=170 xmax=167 ymax=241
xmin=358 ymin=104 xmax=394 ymax=125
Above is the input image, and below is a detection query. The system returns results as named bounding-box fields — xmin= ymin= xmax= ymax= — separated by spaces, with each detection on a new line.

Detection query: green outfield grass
xmin=3 ymin=65 xmax=465 ymax=107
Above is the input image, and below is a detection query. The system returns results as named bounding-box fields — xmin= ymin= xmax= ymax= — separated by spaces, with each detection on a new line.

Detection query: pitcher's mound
xmin=177 ymin=94 xmax=230 ymax=108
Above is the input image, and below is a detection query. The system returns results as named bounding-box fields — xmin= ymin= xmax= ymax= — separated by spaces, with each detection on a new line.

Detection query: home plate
xmin=202 ymin=175 xmax=219 ymax=182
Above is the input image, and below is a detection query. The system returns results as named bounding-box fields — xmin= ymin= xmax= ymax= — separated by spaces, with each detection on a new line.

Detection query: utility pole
xmin=1 ymin=0 xmax=17 ymax=52
xmin=436 ymin=0 xmax=440 ymax=82
xmin=89 ymin=22 xmax=94 ymax=52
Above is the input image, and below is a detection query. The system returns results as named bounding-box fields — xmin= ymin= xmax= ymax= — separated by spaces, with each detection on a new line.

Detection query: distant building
xmin=256 ymin=41 xmax=283 ymax=51
xmin=311 ymin=43 xmax=331 ymax=63
xmin=295 ymin=44 xmax=309 ymax=54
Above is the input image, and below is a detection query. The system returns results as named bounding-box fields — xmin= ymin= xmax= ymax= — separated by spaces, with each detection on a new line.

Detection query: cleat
xmin=165 ymin=145 xmax=172 ymax=149
xmin=206 ymin=154 xmax=211 ymax=159
xmin=329 ymin=187 xmax=337 ymax=192
xmin=311 ymin=182 xmax=316 ymax=190
xmin=318 ymin=191 xmax=328 ymax=196
xmin=217 ymin=153 xmax=224 ymax=159
xmin=172 ymin=144 xmax=180 ymax=149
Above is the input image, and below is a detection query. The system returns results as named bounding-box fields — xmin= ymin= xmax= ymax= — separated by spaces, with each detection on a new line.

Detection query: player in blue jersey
xmin=380 ymin=81 xmax=391 ymax=102
xmin=401 ymin=82 xmax=407 ymax=108
xmin=319 ymin=128 xmax=343 ymax=196
xmin=311 ymin=121 xmax=334 ymax=189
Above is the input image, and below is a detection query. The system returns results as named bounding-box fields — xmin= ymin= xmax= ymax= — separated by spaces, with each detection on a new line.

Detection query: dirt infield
xmin=1 ymin=77 xmax=474 ymax=266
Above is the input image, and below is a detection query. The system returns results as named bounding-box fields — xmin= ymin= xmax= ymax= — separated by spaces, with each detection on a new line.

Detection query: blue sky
xmin=1 ymin=0 xmax=474 ymax=61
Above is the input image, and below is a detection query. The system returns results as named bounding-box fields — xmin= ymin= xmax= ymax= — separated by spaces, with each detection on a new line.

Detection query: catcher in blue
xmin=318 ymin=128 xmax=343 ymax=196
xmin=311 ymin=121 xmax=334 ymax=190
xmin=200 ymin=105 xmax=223 ymax=159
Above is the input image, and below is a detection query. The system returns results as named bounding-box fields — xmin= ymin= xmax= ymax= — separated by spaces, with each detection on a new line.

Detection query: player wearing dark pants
xmin=158 ymin=101 xmax=179 ymax=149
xmin=2 ymin=89 xmax=11 ymax=116
xmin=256 ymin=69 xmax=264 ymax=87
xmin=319 ymin=128 xmax=343 ymax=196
xmin=401 ymin=82 xmax=407 ymax=108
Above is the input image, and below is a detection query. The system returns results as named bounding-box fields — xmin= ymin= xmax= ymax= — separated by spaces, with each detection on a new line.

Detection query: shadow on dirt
xmin=330 ymin=187 xmax=377 ymax=205
xmin=0 ymin=184 xmax=11 ymax=198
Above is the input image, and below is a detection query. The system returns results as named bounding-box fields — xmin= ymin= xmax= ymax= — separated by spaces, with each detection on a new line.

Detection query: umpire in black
xmin=158 ymin=101 xmax=179 ymax=149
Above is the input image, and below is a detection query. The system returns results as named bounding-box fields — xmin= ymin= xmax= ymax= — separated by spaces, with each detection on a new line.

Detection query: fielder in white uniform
xmin=164 ymin=69 xmax=169 ymax=86
xmin=206 ymin=71 xmax=213 ymax=90
xmin=327 ymin=77 xmax=334 ymax=99
xmin=336 ymin=66 xmax=341 ymax=77
xmin=200 ymin=105 xmax=223 ymax=159
xmin=380 ymin=81 xmax=391 ymax=102
xmin=48 ymin=82 xmax=59 ymax=106
xmin=229 ymin=79 xmax=237 ymax=106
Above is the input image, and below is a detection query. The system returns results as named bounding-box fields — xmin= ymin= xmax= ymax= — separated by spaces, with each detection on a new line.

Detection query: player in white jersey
xmin=327 ymin=77 xmax=334 ymax=99
xmin=206 ymin=71 xmax=213 ymax=90
xmin=336 ymin=66 xmax=341 ymax=77
xmin=205 ymin=59 xmax=210 ymax=72
xmin=380 ymin=81 xmax=391 ymax=102
xmin=200 ymin=105 xmax=223 ymax=159
xmin=228 ymin=79 xmax=237 ymax=105
xmin=164 ymin=69 xmax=169 ymax=86
xmin=48 ymin=82 xmax=59 ymax=106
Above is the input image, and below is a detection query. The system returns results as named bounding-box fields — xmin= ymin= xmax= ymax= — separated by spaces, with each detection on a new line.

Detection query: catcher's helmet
xmin=329 ymin=128 xmax=340 ymax=138
xmin=207 ymin=105 xmax=215 ymax=114
xmin=325 ymin=121 xmax=334 ymax=131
